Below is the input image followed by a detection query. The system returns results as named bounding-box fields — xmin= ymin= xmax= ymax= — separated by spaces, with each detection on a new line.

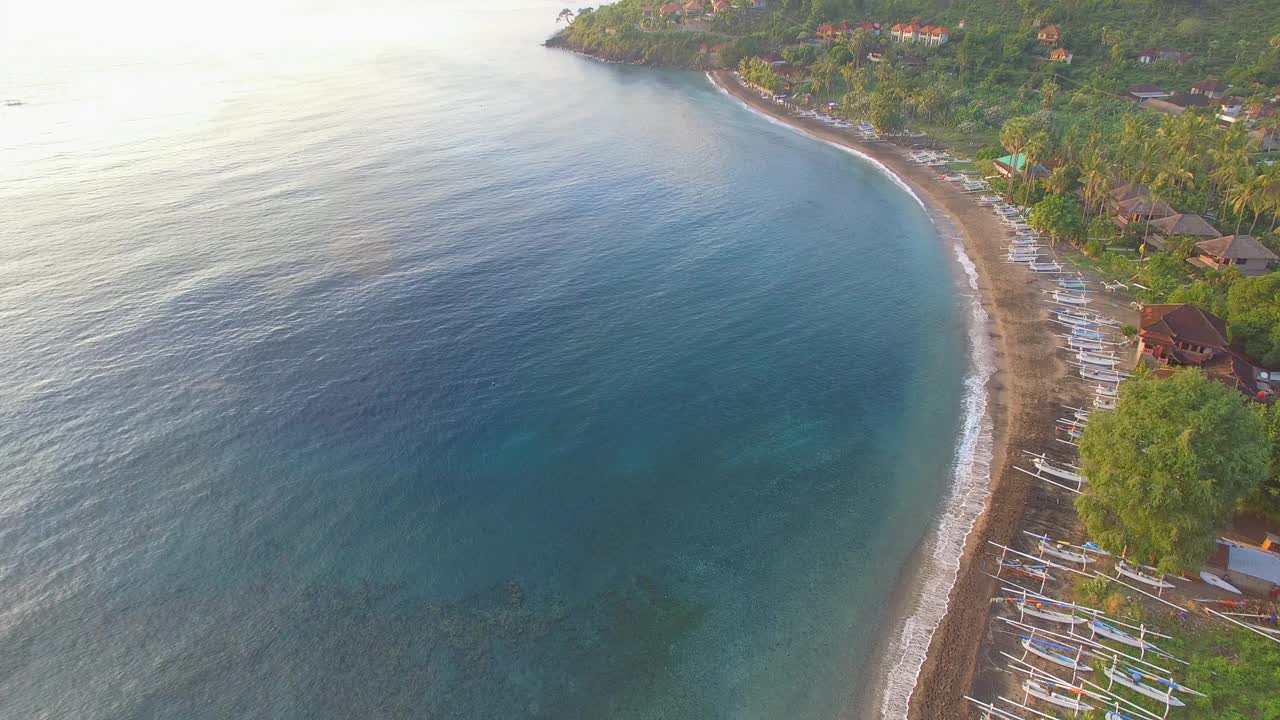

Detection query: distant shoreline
xmin=705 ymin=70 xmax=1066 ymax=720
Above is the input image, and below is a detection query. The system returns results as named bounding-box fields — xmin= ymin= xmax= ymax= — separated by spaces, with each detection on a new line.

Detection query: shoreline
xmin=705 ymin=70 xmax=1065 ymax=719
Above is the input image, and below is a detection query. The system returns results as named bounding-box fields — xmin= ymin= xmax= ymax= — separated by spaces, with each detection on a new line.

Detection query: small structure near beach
xmin=992 ymin=153 xmax=1048 ymax=179
xmin=1143 ymin=213 xmax=1220 ymax=251
xmin=1190 ymin=235 xmax=1279 ymax=276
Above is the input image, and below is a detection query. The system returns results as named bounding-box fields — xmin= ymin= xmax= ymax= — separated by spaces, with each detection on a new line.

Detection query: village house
xmin=1254 ymin=127 xmax=1280 ymax=152
xmin=1138 ymin=48 xmax=1191 ymax=64
xmin=1110 ymin=182 xmax=1152 ymax=206
xmin=817 ymin=21 xmax=853 ymax=40
xmin=1127 ymin=83 xmax=1172 ymax=102
xmin=888 ymin=21 xmax=949 ymax=45
xmin=1190 ymin=78 xmax=1228 ymax=99
xmin=711 ymin=0 xmax=732 ymax=13
xmin=759 ymin=51 xmax=785 ymax=65
xmin=1189 ymin=234 xmax=1278 ymax=276
xmin=867 ymin=50 xmax=886 ymax=63
xmin=1050 ymin=48 xmax=1072 ymax=64
xmin=1037 ymin=25 xmax=1061 ymax=46
xmin=682 ymin=0 xmax=704 ymax=16
xmin=658 ymin=2 xmax=683 ymax=18
xmin=1137 ymin=304 xmax=1273 ymax=396
xmin=858 ymin=21 xmax=881 ymax=35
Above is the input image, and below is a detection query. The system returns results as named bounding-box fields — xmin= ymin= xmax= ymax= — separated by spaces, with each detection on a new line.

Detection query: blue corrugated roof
xmin=1226 ymin=544 xmax=1280 ymax=584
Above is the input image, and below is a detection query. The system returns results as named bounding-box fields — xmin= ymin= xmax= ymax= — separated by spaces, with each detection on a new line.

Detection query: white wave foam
xmin=707 ymin=72 xmax=998 ymax=720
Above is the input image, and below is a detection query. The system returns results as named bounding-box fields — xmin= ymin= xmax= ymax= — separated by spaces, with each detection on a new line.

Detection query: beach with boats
xmin=709 ymin=68 xmax=1280 ymax=720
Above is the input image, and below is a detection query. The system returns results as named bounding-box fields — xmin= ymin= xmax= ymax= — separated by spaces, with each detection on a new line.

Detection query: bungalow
xmin=1189 ymin=235 xmax=1278 ymax=276
xmin=867 ymin=50 xmax=886 ymax=63
xmin=1138 ymin=47 xmax=1191 ymax=64
xmin=1168 ymin=91 xmax=1211 ymax=109
xmin=890 ymin=22 xmax=947 ymax=45
xmin=1138 ymin=304 xmax=1271 ymax=395
xmin=1127 ymin=83 xmax=1171 ymax=101
xmin=925 ymin=25 xmax=950 ymax=46
xmin=992 ymin=153 xmax=1049 ymax=180
xmin=1143 ymin=213 xmax=1220 ymax=251
xmin=1190 ymin=78 xmax=1228 ymax=99
xmin=1109 ymin=182 xmax=1151 ymax=206
xmin=1115 ymin=195 xmax=1175 ymax=225
xmin=1037 ymin=24 xmax=1061 ymax=46
xmin=658 ymin=2 xmax=683 ymax=16
xmin=889 ymin=23 xmax=918 ymax=42
xmin=759 ymin=51 xmax=785 ymax=65
xmin=857 ymin=21 xmax=881 ymax=36
xmin=682 ymin=0 xmax=704 ymax=15
xmin=711 ymin=0 xmax=732 ymax=12
xmin=1050 ymin=47 xmax=1072 ymax=64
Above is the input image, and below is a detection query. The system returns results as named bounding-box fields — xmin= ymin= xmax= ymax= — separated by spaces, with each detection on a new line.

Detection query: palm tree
xmin=1000 ymin=118 xmax=1030 ymax=203
xmin=1022 ymin=131 xmax=1050 ymax=207
xmin=1081 ymin=156 xmax=1110 ymax=220
xmin=556 ymin=8 xmax=575 ymax=24
xmin=1228 ymin=171 xmax=1267 ymax=234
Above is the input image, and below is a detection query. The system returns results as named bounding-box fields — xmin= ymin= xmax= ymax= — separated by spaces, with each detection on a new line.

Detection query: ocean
xmin=0 ymin=3 xmax=985 ymax=718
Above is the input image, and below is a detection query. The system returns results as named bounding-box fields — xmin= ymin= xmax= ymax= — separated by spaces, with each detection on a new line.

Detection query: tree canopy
xmin=1227 ymin=273 xmax=1280 ymax=368
xmin=1076 ymin=368 xmax=1268 ymax=572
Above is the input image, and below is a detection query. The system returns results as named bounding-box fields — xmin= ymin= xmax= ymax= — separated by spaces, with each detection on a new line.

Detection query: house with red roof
xmin=1050 ymin=47 xmax=1072 ymax=64
xmin=817 ymin=21 xmax=854 ymax=39
xmin=890 ymin=21 xmax=947 ymax=45
xmin=711 ymin=0 xmax=732 ymax=12
xmin=658 ymin=2 xmax=683 ymax=16
xmin=682 ymin=0 xmax=705 ymax=14
xmin=1037 ymin=25 xmax=1061 ymax=46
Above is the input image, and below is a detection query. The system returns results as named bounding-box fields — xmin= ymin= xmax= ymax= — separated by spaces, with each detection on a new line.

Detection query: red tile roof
xmin=1141 ymin=304 xmax=1230 ymax=351
xmin=1039 ymin=24 xmax=1061 ymax=37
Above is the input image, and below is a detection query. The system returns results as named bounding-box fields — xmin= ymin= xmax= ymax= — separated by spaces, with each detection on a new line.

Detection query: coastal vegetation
xmin=1077 ymin=368 xmax=1268 ymax=571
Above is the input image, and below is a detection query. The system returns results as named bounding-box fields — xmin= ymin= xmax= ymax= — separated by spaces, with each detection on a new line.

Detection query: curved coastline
xmin=705 ymin=69 xmax=1055 ymax=720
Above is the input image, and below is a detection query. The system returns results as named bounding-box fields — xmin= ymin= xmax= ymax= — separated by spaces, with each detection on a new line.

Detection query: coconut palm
xmin=1022 ymin=131 xmax=1050 ymax=207
xmin=1000 ymin=118 xmax=1030 ymax=203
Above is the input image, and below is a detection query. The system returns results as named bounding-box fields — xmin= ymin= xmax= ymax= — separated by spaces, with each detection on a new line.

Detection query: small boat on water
xmin=1117 ymin=560 xmax=1174 ymax=589
xmin=1199 ymin=570 xmax=1243 ymax=594
xmin=1022 ymin=637 xmax=1092 ymax=672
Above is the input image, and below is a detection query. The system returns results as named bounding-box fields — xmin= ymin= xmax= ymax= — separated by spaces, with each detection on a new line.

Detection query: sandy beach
xmin=706 ymin=70 xmax=1077 ymax=719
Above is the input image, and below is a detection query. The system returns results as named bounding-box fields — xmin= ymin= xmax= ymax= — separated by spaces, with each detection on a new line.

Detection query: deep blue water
xmin=0 ymin=4 xmax=970 ymax=718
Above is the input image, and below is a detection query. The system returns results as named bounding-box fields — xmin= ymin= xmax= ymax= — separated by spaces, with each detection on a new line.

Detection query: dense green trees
xmin=1227 ymin=273 xmax=1280 ymax=367
xmin=1028 ymin=194 xmax=1084 ymax=244
xmin=1077 ymin=369 xmax=1268 ymax=572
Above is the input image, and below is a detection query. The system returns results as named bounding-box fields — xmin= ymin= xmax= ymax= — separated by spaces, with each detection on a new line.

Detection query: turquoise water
xmin=0 ymin=3 xmax=971 ymax=718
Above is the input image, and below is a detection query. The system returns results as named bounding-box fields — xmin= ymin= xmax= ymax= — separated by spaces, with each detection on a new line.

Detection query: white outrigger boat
xmin=1032 ymin=536 xmax=1091 ymax=565
xmin=1002 ymin=596 xmax=1088 ymax=624
xmin=1101 ymin=665 xmax=1185 ymax=706
xmin=1022 ymin=680 xmax=1094 ymax=712
xmin=1199 ymin=570 xmax=1243 ymax=594
xmin=1022 ymin=637 xmax=1093 ymax=672
xmin=1116 ymin=561 xmax=1174 ymax=589
xmin=1050 ymin=290 xmax=1091 ymax=306
xmin=1094 ymin=394 xmax=1117 ymax=410
xmin=1091 ymin=620 xmax=1165 ymax=653
xmin=1057 ymin=277 xmax=1088 ymax=290
xmin=1032 ymin=454 xmax=1087 ymax=483
xmin=1071 ymin=326 xmax=1110 ymax=341
xmin=1081 ymin=367 xmax=1127 ymax=383
xmin=1029 ymin=261 xmax=1062 ymax=273
xmin=1095 ymin=383 xmax=1118 ymax=398
xmin=1064 ymin=335 xmax=1109 ymax=352
xmin=1076 ymin=351 xmax=1120 ymax=368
